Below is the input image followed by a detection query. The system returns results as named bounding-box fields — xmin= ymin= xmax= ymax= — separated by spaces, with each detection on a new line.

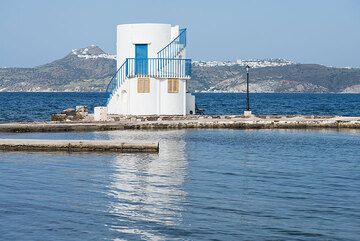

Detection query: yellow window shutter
xmin=168 ymin=79 xmax=179 ymax=93
xmin=137 ymin=78 xmax=142 ymax=92
xmin=145 ymin=78 xmax=150 ymax=93
xmin=138 ymin=78 xmax=150 ymax=93
xmin=168 ymin=79 xmax=172 ymax=93
xmin=174 ymin=79 xmax=179 ymax=92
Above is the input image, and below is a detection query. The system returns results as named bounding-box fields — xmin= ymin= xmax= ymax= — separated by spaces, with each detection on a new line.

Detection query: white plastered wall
xmin=116 ymin=23 xmax=172 ymax=68
xmin=107 ymin=23 xmax=192 ymax=116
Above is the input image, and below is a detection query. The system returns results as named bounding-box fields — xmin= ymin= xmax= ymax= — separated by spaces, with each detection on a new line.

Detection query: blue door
xmin=135 ymin=44 xmax=148 ymax=75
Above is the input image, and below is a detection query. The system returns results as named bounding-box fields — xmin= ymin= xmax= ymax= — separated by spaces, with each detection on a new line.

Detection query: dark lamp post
xmin=244 ymin=65 xmax=252 ymax=117
xmin=246 ymin=65 xmax=250 ymax=111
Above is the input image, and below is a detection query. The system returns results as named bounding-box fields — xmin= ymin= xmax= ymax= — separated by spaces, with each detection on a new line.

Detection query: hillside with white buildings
xmin=1 ymin=46 xmax=359 ymax=93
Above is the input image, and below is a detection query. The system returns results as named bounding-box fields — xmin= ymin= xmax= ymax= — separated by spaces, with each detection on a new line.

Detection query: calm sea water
xmin=0 ymin=92 xmax=360 ymax=122
xmin=0 ymin=93 xmax=360 ymax=240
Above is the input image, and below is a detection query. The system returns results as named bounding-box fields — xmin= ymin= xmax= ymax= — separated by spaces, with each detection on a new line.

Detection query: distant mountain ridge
xmin=191 ymin=63 xmax=360 ymax=93
xmin=0 ymin=46 xmax=115 ymax=92
xmin=0 ymin=45 xmax=359 ymax=93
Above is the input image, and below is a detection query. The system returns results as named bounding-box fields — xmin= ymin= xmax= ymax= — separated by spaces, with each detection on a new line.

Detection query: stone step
xmin=0 ymin=139 xmax=159 ymax=153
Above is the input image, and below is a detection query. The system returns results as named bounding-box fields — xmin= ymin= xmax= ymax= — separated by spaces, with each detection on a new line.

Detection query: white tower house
xmin=106 ymin=23 xmax=195 ymax=116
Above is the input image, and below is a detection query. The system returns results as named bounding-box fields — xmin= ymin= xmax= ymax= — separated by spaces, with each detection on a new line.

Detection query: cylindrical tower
xmin=106 ymin=23 xmax=194 ymax=116
xmin=116 ymin=23 xmax=173 ymax=69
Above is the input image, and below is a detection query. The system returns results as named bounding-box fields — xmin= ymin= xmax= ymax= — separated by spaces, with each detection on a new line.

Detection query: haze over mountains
xmin=0 ymin=46 xmax=359 ymax=93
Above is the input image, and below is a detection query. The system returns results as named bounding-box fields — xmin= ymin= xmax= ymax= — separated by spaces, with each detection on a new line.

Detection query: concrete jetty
xmin=0 ymin=115 xmax=359 ymax=133
xmin=0 ymin=139 xmax=159 ymax=153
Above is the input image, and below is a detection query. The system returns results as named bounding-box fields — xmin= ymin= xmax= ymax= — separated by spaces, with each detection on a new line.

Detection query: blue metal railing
xmin=126 ymin=58 xmax=191 ymax=78
xmin=106 ymin=60 xmax=128 ymax=93
xmin=157 ymin=28 xmax=186 ymax=59
xmin=106 ymin=58 xmax=191 ymax=102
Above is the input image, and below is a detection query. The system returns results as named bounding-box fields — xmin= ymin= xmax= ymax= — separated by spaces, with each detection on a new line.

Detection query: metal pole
xmin=246 ymin=67 xmax=250 ymax=111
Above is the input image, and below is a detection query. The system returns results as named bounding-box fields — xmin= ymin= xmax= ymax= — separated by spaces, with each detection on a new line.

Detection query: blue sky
xmin=0 ymin=0 xmax=359 ymax=67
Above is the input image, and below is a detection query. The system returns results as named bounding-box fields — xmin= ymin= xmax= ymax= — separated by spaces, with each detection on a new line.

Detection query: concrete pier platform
xmin=0 ymin=139 xmax=159 ymax=153
xmin=0 ymin=115 xmax=359 ymax=133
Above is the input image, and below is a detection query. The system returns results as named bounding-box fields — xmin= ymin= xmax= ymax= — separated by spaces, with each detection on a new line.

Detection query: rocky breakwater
xmin=104 ymin=115 xmax=360 ymax=130
xmin=0 ymin=139 xmax=159 ymax=153
xmin=0 ymin=115 xmax=360 ymax=133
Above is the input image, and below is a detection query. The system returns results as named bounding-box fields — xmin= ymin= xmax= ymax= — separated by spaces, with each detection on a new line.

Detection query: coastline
xmin=0 ymin=115 xmax=359 ymax=133
xmin=0 ymin=139 xmax=159 ymax=153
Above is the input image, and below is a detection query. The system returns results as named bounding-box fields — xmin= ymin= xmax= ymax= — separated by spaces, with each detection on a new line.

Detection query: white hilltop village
xmin=193 ymin=59 xmax=296 ymax=68
xmin=71 ymin=45 xmax=116 ymax=60
xmin=68 ymin=45 xmax=357 ymax=70
xmin=71 ymin=45 xmax=295 ymax=68
xmin=1 ymin=44 xmax=359 ymax=94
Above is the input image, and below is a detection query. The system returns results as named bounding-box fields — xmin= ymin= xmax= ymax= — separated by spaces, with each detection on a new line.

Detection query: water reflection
xmin=1 ymin=129 xmax=359 ymax=240
xmin=106 ymin=130 xmax=188 ymax=240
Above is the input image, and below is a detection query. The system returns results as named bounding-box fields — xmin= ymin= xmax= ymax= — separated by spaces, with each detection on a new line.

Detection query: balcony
xmin=106 ymin=58 xmax=191 ymax=94
xmin=126 ymin=58 xmax=191 ymax=79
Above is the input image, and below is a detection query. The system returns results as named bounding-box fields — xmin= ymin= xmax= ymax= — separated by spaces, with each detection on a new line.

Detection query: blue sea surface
xmin=196 ymin=92 xmax=360 ymax=116
xmin=0 ymin=93 xmax=360 ymax=240
xmin=0 ymin=92 xmax=360 ymax=122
